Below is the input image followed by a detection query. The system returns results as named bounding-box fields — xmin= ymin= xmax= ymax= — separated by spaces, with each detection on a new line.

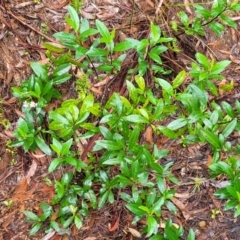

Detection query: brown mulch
xmin=0 ymin=0 xmax=240 ymax=239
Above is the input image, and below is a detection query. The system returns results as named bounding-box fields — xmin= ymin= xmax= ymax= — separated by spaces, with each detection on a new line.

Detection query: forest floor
xmin=0 ymin=0 xmax=240 ymax=239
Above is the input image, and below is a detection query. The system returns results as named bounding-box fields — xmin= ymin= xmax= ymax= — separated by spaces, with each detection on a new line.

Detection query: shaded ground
xmin=0 ymin=0 xmax=240 ymax=239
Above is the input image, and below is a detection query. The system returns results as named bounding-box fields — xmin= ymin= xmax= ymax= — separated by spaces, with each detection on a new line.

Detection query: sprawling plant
xmin=12 ymin=2 xmax=240 ymax=238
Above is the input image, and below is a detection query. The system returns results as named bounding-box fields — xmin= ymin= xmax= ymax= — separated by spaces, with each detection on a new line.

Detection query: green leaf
xmin=172 ymin=70 xmax=186 ymax=89
xmin=29 ymin=223 xmax=42 ymax=236
xmin=86 ymin=47 xmax=108 ymax=57
xmin=222 ymin=119 xmax=237 ymax=138
xmin=43 ymin=42 xmax=64 ymax=53
xmin=150 ymin=22 xmax=161 ymax=44
xmin=135 ymin=75 xmax=145 ymax=91
xmin=199 ymin=128 xmax=221 ymax=149
xmin=224 ymin=199 xmax=238 ymax=210
xmin=167 ymin=118 xmax=188 ymax=130
xmin=16 ymin=118 xmax=29 ymax=134
xmin=123 ymin=115 xmax=149 ymax=123
xmin=234 ymin=204 xmax=240 ymax=218
xmin=51 ymin=138 xmax=62 ymax=156
xmin=153 ymin=99 xmax=164 ymax=119
xmin=63 ymin=216 xmax=74 ymax=228
xmin=126 ymin=203 xmax=145 ymax=216
xmin=157 ymin=126 xmax=177 ymax=139
xmin=103 ymin=158 xmax=122 ymax=165
xmin=136 ymin=39 xmax=149 ymax=52
xmin=214 ymin=188 xmax=232 ymax=199
xmin=96 ymin=19 xmax=111 ymax=42
xmin=152 ymin=197 xmax=164 ymax=213
xmin=23 ymin=211 xmax=39 ymax=221
xmin=211 ymin=60 xmax=231 ymax=74
xmin=230 ymin=3 xmax=240 ymax=11
xmin=52 ymin=63 xmax=71 ymax=76
xmin=67 ymin=5 xmax=80 ymax=32
xmin=209 ymin=162 xmax=234 ymax=180
xmin=222 ymin=101 xmax=235 ymax=118
xmin=52 ymin=74 xmax=71 ymax=85
xmin=155 ymin=78 xmax=173 ymax=96
xmin=61 ymin=138 xmax=73 ymax=156
xmin=139 ymin=205 xmax=151 ymax=214
xmin=30 ymin=62 xmax=47 ymax=78
xmin=220 ymin=14 xmax=237 ymax=29
xmin=195 ymin=53 xmax=209 ymax=70
xmin=74 ymin=215 xmax=83 ymax=229
xmin=126 ymin=80 xmax=138 ymax=103
xmin=148 ymin=52 xmax=162 ymax=64
xmin=50 ymin=221 xmax=61 ymax=232
xmin=187 ymin=229 xmax=195 ymax=240
xmin=65 ymin=156 xmax=78 ymax=167
xmin=188 ymin=84 xmax=207 ymax=107
xmin=226 ymin=186 xmax=238 ymax=199
xmin=35 ymin=136 xmax=52 ymax=155
xmin=209 ymin=22 xmax=225 ymax=35
xmin=114 ymin=39 xmax=136 ymax=51
xmin=194 ymin=5 xmax=211 ymax=18
xmin=49 ymin=111 xmax=69 ymax=125
xmin=98 ymin=191 xmax=109 ymax=209
xmin=48 ymin=158 xmax=63 ymax=172
xmin=178 ymin=11 xmax=189 ymax=27
xmin=129 ymin=125 xmax=140 ymax=150
xmin=53 ymin=32 xmax=77 ymax=43
xmin=165 ymin=200 xmax=178 ymax=214
xmin=96 ymin=140 xmax=123 ymax=151
xmin=80 ymin=28 xmax=99 ymax=40
xmin=147 ymin=216 xmax=158 ymax=237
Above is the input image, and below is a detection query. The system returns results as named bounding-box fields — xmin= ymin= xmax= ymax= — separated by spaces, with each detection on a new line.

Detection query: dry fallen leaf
xmin=171 ymin=197 xmax=191 ymax=220
xmin=25 ymin=160 xmax=38 ymax=184
xmin=128 ymin=227 xmax=142 ymax=238
xmin=144 ymin=126 xmax=153 ymax=143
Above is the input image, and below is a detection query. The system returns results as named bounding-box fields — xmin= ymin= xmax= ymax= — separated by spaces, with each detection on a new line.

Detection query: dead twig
xmin=0 ymin=5 xmax=55 ymax=42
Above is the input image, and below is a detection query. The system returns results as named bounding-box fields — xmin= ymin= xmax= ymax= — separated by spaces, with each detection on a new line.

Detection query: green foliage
xmin=190 ymin=53 xmax=231 ymax=95
xmin=11 ymin=4 xmax=240 ymax=238
xmin=176 ymin=0 xmax=240 ymax=36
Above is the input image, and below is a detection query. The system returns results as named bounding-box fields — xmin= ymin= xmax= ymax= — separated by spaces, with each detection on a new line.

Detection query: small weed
xmin=211 ymin=209 xmax=221 ymax=219
xmin=3 ymin=200 xmax=13 ymax=207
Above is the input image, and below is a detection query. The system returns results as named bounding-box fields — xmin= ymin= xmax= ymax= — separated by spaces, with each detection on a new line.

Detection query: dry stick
xmin=155 ymin=0 xmax=164 ymax=16
xmin=0 ymin=5 xmax=55 ymax=42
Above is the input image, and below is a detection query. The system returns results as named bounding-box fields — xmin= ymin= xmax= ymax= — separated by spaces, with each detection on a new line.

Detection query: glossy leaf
xmin=114 ymin=39 xmax=137 ymax=51
xmin=135 ymin=75 xmax=145 ymax=91
xmin=48 ymin=158 xmax=63 ymax=172
xmin=211 ymin=60 xmax=231 ymax=74
xmin=23 ymin=211 xmax=39 ymax=221
xmin=123 ymin=115 xmax=149 ymax=123
xmin=195 ymin=53 xmax=209 ymax=70
xmin=172 ymin=70 xmax=186 ymax=89
xmin=147 ymin=216 xmax=158 ymax=236
xmin=155 ymin=78 xmax=173 ymax=96
xmin=67 ymin=5 xmax=80 ymax=32
xmin=30 ymin=62 xmax=47 ymax=78
xmin=129 ymin=125 xmax=140 ymax=150
xmin=96 ymin=19 xmax=111 ymax=42
xmin=167 ymin=118 xmax=188 ymax=131
xmin=98 ymin=191 xmax=109 ymax=209
xmin=222 ymin=119 xmax=237 ymax=138
xmin=178 ymin=11 xmax=189 ymax=27
xmin=187 ymin=229 xmax=195 ymax=240
xmin=199 ymin=128 xmax=221 ymax=149
xmin=35 ymin=136 xmax=52 ymax=155
xmin=29 ymin=223 xmax=42 ymax=236
xmin=96 ymin=140 xmax=123 ymax=151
